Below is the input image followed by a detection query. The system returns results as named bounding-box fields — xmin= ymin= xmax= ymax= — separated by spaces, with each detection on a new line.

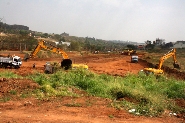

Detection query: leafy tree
xmin=161 ymin=42 xmax=173 ymax=49
xmin=70 ymin=41 xmax=80 ymax=51
xmin=61 ymin=37 xmax=65 ymax=42
xmin=42 ymin=33 xmax=49 ymax=38
xmin=19 ymin=30 xmax=29 ymax=36
xmin=127 ymin=44 xmax=137 ymax=50
xmin=145 ymin=44 xmax=155 ymax=50
xmin=84 ymin=39 xmax=91 ymax=51
xmin=52 ymin=34 xmax=61 ymax=41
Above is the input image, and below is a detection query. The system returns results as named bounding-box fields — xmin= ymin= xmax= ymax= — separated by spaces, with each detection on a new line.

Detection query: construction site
xmin=1 ymin=0 xmax=185 ymax=121
xmin=0 ymin=42 xmax=185 ymax=122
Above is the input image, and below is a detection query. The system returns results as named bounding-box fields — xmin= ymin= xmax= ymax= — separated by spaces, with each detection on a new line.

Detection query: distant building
xmin=60 ymin=41 xmax=71 ymax=46
xmin=137 ymin=45 xmax=145 ymax=50
xmin=173 ymin=41 xmax=185 ymax=48
xmin=34 ymin=36 xmax=41 ymax=38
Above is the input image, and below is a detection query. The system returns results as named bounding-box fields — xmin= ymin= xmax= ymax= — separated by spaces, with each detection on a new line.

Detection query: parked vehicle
xmin=131 ymin=55 xmax=138 ymax=63
xmin=0 ymin=55 xmax=22 ymax=69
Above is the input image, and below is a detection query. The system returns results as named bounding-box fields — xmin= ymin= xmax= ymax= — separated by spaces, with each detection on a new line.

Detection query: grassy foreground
xmin=0 ymin=69 xmax=185 ymax=117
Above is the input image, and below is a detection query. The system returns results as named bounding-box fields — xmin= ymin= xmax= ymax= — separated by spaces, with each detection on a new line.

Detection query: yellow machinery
xmin=143 ymin=48 xmax=180 ymax=75
xmin=30 ymin=40 xmax=69 ymax=60
xmin=25 ymin=40 xmax=88 ymax=72
xmin=122 ymin=49 xmax=136 ymax=56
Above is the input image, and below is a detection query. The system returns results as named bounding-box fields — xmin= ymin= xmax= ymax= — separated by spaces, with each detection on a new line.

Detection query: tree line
xmin=0 ymin=22 xmax=131 ymax=52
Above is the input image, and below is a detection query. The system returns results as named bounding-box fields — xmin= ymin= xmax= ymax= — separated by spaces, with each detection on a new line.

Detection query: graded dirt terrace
xmin=0 ymin=51 xmax=184 ymax=123
xmin=14 ymin=52 xmax=148 ymax=76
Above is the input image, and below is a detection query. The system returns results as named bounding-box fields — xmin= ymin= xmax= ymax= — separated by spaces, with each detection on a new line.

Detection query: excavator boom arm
xmin=158 ymin=49 xmax=177 ymax=69
xmin=30 ymin=41 xmax=42 ymax=58
xmin=26 ymin=39 xmax=88 ymax=71
xmin=30 ymin=40 xmax=69 ymax=59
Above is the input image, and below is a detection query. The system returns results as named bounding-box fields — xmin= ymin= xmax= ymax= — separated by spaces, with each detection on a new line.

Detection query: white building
xmin=61 ymin=41 xmax=71 ymax=46
xmin=173 ymin=41 xmax=185 ymax=48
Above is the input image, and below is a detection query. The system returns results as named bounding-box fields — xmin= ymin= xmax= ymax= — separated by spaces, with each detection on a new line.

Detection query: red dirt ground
xmin=0 ymin=51 xmax=184 ymax=123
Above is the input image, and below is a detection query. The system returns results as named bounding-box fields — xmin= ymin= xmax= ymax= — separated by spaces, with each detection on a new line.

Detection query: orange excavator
xmin=142 ymin=48 xmax=180 ymax=75
xmin=24 ymin=40 xmax=88 ymax=73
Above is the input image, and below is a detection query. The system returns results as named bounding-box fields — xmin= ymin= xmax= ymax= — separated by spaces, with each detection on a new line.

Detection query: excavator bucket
xmin=173 ymin=63 xmax=180 ymax=69
xmin=61 ymin=59 xmax=72 ymax=70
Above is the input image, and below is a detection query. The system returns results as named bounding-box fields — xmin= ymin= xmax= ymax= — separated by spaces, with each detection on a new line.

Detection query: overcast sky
xmin=1 ymin=0 xmax=185 ymax=43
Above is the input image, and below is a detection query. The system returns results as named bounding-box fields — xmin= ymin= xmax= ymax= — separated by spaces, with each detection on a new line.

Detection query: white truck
xmin=0 ymin=55 xmax=22 ymax=69
xmin=131 ymin=55 xmax=138 ymax=63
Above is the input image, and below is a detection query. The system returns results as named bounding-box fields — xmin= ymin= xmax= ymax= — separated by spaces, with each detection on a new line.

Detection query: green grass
xmin=0 ymin=68 xmax=185 ymax=117
xmin=27 ymin=69 xmax=185 ymax=116
xmin=0 ymin=70 xmax=22 ymax=78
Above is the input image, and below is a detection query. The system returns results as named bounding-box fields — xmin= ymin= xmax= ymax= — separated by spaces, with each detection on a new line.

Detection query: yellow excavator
xmin=24 ymin=40 xmax=88 ymax=73
xmin=142 ymin=48 xmax=180 ymax=75
xmin=122 ymin=49 xmax=136 ymax=56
